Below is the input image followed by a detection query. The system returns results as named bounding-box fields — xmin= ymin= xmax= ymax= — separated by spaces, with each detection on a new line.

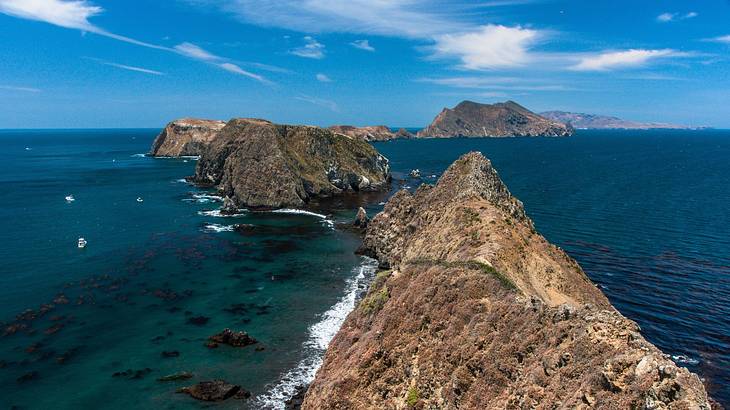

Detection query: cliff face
xmin=192 ymin=118 xmax=390 ymax=209
xmin=149 ymin=118 xmax=226 ymax=156
xmin=329 ymin=125 xmax=413 ymax=142
xmin=303 ymin=152 xmax=711 ymax=409
xmin=540 ymin=111 xmax=690 ymax=130
xmin=417 ymin=101 xmax=572 ymax=138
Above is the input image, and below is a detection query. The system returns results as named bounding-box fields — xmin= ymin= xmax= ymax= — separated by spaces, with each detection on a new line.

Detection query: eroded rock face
xmin=329 ymin=125 xmax=407 ymax=142
xmin=303 ymin=152 xmax=712 ymax=409
xmin=193 ymin=118 xmax=390 ymax=209
xmin=417 ymin=100 xmax=573 ymax=138
xmin=150 ymin=118 xmax=226 ymax=157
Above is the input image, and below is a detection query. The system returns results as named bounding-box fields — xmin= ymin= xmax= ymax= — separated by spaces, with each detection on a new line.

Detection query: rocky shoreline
xmin=302 ymin=152 xmax=714 ymax=408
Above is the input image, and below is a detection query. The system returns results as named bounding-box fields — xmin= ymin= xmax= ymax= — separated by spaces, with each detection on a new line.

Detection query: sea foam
xmin=254 ymin=257 xmax=377 ymax=409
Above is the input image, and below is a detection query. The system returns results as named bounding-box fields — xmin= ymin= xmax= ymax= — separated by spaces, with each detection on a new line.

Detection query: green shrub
xmin=406 ymin=386 xmax=419 ymax=406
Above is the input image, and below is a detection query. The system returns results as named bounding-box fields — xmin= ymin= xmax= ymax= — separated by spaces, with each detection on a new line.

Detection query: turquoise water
xmin=0 ymin=129 xmax=728 ymax=407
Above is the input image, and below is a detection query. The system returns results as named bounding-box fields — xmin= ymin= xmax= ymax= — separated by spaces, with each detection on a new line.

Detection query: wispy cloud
xmin=350 ymin=39 xmax=374 ymax=52
xmin=430 ymin=25 xmax=541 ymax=70
xmin=85 ymin=57 xmax=164 ymax=75
xmin=656 ymin=11 xmax=698 ymax=23
xmin=316 ymin=73 xmax=331 ymax=82
xmin=704 ymin=35 xmax=730 ymax=44
xmin=0 ymin=0 xmax=167 ymax=50
xmin=291 ymin=36 xmax=325 ymax=59
xmin=570 ymin=49 xmax=685 ymax=71
xmin=418 ymin=76 xmax=573 ymax=91
xmin=295 ymin=95 xmax=338 ymax=112
xmin=0 ymin=85 xmax=41 ymax=93
xmin=173 ymin=42 xmax=271 ymax=83
xmin=0 ymin=0 xmax=271 ymax=82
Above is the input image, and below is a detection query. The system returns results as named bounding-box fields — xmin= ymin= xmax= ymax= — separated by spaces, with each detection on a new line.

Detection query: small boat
xmin=136 ymin=197 xmax=144 ymax=203
xmin=65 ymin=195 xmax=75 ymax=202
xmin=78 ymin=237 xmax=87 ymax=248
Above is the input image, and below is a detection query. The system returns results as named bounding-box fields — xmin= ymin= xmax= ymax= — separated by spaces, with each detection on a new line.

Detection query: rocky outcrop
xmin=149 ymin=118 xmax=226 ymax=156
xmin=417 ymin=100 xmax=572 ymax=138
xmin=303 ymin=152 xmax=712 ymax=409
xmin=329 ymin=125 xmax=412 ymax=141
xmin=192 ymin=118 xmax=390 ymax=209
xmin=208 ymin=328 xmax=257 ymax=348
xmin=178 ymin=380 xmax=250 ymax=402
xmin=540 ymin=111 xmax=692 ymax=130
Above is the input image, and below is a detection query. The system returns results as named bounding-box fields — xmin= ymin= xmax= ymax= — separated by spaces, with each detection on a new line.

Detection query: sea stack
xmin=417 ymin=100 xmax=572 ymax=138
xmin=192 ymin=118 xmax=390 ymax=209
xmin=303 ymin=152 xmax=711 ymax=408
xmin=149 ymin=118 xmax=226 ymax=157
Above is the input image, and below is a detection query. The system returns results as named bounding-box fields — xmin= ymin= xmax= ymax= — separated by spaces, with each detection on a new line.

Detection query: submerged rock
xmin=157 ymin=371 xmax=193 ymax=382
xmin=417 ymin=100 xmax=572 ymax=138
xmin=178 ymin=380 xmax=250 ymax=401
xmin=192 ymin=119 xmax=390 ymax=209
xmin=303 ymin=152 xmax=712 ymax=409
xmin=149 ymin=118 xmax=226 ymax=157
xmin=208 ymin=328 xmax=257 ymax=348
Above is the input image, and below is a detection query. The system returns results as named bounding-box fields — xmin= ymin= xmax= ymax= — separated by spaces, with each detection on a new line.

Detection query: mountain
xmin=149 ymin=118 xmax=226 ymax=157
xmin=540 ymin=111 xmax=691 ymax=130
xmin=329 ymin=125 xmax=413 ymax=141
xmin=190 ymin=118 xmax=390 ymax=209
xmin=303 ymin=152 xmax=712 ymax=408
xmin=417 ymin=100 xmax=573 ymax=138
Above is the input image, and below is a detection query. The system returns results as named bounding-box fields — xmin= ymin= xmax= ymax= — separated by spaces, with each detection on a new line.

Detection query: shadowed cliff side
xmin=149 ymin=118 xmax=226 ymax=157
xmin=303 ymin=152 xmax=712 ymax=409
xmin=192 ymin=118 xmax=390 ymax=209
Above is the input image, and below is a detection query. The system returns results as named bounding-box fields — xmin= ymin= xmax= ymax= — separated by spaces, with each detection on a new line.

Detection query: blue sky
xmin=1 ymin=0 xmax=729 ymax=128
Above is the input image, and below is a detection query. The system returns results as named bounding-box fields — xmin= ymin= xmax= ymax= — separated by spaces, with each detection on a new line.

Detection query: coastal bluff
xmin=303 ymin=152 xmax=712 ymax=408
xmin=191 ymin=118 xmax=390 ymax=209
xmin=149 ymin=118 xmax=226 ymax=156
xmin=418 ymin=100 xmax=572 ymax=138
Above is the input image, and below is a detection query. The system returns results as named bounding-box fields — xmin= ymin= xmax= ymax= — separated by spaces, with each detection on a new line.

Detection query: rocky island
xmin=303 ymin=152 xmax=712 ymax=408
xmin=540 ymin=111 xmax=692 ymax=130
xmin=149 ymin=118 xmax=226 ymax=157
xmin=190 ymin=118 xmax=390 ymax=209
xmin=329 ymin=125 xmax=414 ymax=141
xmin=417 ymin=101 xmax=572 ymax=138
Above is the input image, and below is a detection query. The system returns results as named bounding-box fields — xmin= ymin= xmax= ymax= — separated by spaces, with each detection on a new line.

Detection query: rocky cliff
xmin=417 ymin=101 xmax=572 ymax=138
xmin=192 ymin=118 xmax=390 ymax=209
xmin=149 ymin=118 xmax=226 ymax=156
xmin=540 ymin=111 xmax=691 ymax=130
xmin=329 ymin=125 xmax=413 ymax=141
xmin=303 ymin=152 xmax=712 ymax=409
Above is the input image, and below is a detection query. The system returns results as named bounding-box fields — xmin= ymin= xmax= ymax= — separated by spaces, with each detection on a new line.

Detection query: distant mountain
xmin=328 ymin=125 xmax=413 ymax=141
xmin=540 ymin=111 xmax=691 ymax=130
xmin=417 ymin=100 xmax=572 ymax=138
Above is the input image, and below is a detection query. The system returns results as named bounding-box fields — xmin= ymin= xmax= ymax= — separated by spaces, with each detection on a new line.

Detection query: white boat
xmin=78 ymin=237 xmax=87 ymax=248
xmin=65 ymin=195 xmax=75 ymax=202
xmin=136 ymin=197 xmax=144 ymax=203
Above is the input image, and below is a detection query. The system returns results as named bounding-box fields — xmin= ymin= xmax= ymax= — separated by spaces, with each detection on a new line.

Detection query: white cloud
xmin=418 ymin=76 xmax=571 ymax=91
xmin=0 ymin=85 xmax=41 ymax=92
xmin=295 ymin=95 xmax=338 ymax=112
xmin=431 ymin=25 xmax=541 ymax=70
xmin=101 ymin=61 xmax=164 ymax=75
xmin=291 ymin=36 xmax=325 ymax=59
xmin=0 ymin=0 xmax=167 ymax=49
xmin=316 ymin=73 xmax=331 ymax=82
xmin=174 ymin=42 xmax=220 ymax=61
xmin=706 ymin=35 xmax=730 ymax=44
xmin=218 ymin=62 xmax=269 ymax=83
xmin=571 ymin=49 xmax=682 ymax=71
xmin=656 ymin=11 xmax=698 ymax=23
xmin=350 ymin=39 xmax=374 ymax=52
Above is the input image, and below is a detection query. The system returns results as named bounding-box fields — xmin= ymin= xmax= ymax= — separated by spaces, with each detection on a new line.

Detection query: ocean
xmin=0 ymin=129 xmax=728 ymax=408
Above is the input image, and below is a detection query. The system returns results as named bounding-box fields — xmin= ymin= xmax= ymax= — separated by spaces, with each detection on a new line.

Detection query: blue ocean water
xmin=0 ymin=129 xmax=728 ymax=407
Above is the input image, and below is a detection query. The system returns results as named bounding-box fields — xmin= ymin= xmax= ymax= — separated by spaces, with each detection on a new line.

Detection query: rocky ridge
xmin=540 ymin=111 xmax=691 ymax=130
xmin=303 ymin=152 xmax=712 ymax=409
xmin=417 ymin=101 xmax=572 ymax=138
xmin=329 ymin=125 xmax=414 ymax=141
xmin=149 ymin=118 xmax=226 ymax=156
xmin=192 ymin=118 xmax=390 ymax=209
